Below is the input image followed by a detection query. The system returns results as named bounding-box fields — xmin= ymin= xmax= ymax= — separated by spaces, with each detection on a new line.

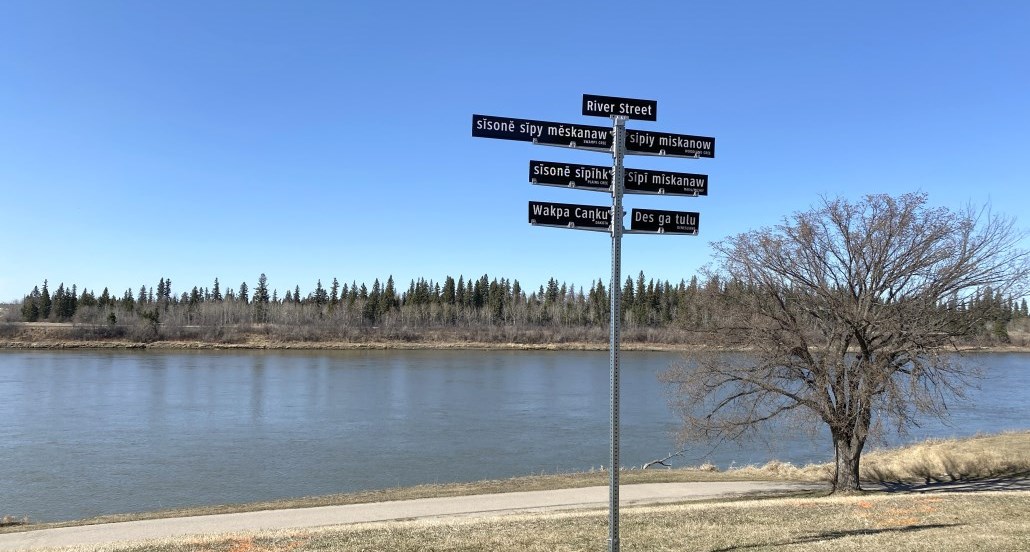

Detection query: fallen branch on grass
xmin=644 ymin=450 xmax=687 ymax=469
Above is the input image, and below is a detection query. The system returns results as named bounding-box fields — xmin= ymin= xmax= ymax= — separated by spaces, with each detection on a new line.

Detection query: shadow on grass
xmin=711 ymin=523 xmax=963 ymax=551
xmin=873 ymin=474 xmax=1030 ymax=493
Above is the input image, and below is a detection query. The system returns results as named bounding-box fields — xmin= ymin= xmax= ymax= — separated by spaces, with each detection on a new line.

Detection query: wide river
xmin=0 ymin=350 xmax=1027 ymax=522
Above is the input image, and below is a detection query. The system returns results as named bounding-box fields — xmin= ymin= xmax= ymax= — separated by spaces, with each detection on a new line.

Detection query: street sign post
xmin=629 ymin=208 xmax=700 ymax=234
xmin=528 ymin=201 xmax=611 ymax=231
xmin=472 ymin=94 xmax=715 ymax=552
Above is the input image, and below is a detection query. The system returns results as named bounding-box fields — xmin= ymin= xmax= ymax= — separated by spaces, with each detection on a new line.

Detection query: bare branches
xmin=643 ymin=450 xmax=687 ymax=469
xmin=665 ymin=193 xmax=1029 ymax=492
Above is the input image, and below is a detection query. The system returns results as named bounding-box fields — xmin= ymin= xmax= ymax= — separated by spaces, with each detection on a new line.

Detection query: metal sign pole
xmin=608 ymin=114 xmax=627 ymax=552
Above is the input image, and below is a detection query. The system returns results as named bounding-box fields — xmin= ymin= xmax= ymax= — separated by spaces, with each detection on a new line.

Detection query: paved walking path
xmin=0 ymin=481 xmax=818 ymax=550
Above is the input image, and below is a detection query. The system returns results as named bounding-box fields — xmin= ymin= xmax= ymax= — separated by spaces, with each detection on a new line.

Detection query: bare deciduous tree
xmin=662 ymin=193 xmax=1030 ymax=493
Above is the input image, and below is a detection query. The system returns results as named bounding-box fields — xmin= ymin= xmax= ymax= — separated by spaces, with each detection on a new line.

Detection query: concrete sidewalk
xmin=0 ymin=481 xmax=819 ymax=550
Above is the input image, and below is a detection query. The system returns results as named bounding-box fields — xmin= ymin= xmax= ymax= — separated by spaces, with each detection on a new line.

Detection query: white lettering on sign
xmin=475 ymin=118 xmax=515 ymax=132
xmin=574 ymin=166 xmax=608 ymax=182
xmin=627 ymin=132 xmax=713 ymax=154
xmin=658 ymin=135 xmax=713 ymax=152
xmin=519 ymin=122 xmax=545 ymax=138
xmin=652 ymin=173 xmax=705 ymax=189
xmin=627 ymin=132 xmax=655 ymax=149
xmin=574 ymin=207 xmax=609 ymax=221
xmin=675 ymin=213 xmax=697 ymax=226
xmin=634 ymin=211 xmax=698 ymax=227
xmin=586 ymin=99 xmax=654 ymax=117
xmin=618 ymin=102 xmax=653 ymax=117
xmin=533 ymin=164 xmax=570 ymax=178
xmin=532 ymin=203 xmax=570 ymax=219
xmin=547 ymin=124 xmax=608 ymax=141
xmin=586 ymin=99 xmax=614 ymax=113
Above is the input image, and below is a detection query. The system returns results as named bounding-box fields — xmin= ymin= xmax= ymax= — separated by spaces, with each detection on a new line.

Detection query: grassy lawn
xmin=3 ymin=435 xmax=1028 ymax=550
xmin=53 ymin=491 xmax=1030 ymax=552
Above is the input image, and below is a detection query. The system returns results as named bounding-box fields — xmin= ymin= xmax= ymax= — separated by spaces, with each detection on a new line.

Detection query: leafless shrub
xmin=663 ymin=194 xmax=1030 ymax=493
xmin=0 ymin=323 xmax=19 ymax=338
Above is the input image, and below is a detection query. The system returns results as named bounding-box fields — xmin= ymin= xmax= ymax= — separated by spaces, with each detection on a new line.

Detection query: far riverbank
xmin=2 ymin=320 xmax=1028 ymax=352
xmin=3 ymin=337 xmax=1030 ymax=353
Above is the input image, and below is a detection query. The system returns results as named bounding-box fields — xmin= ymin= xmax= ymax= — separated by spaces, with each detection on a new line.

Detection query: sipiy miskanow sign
xmin=626 ymin=129 xmax=715 ymax=158
xmin=530 ymin=160 xmax=708 ymax=196
xmin=582 ymin=94 xmax=657 ymax=121
xmin=630 ymin=208 xmax=699 ymax=234
xmin=528 ymin=201 xmax=611 ymax=231
xmin=473 ymin=114 xmax=610 ymax=151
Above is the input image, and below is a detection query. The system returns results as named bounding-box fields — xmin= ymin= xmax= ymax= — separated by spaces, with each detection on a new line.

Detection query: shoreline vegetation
xmin=5 ymin=336 xmax=1030 ymax=353
xmin=4 ymin=270 xmax=1029 ymax=353
xmin=3 ymin=322 xmax=1030 ymax=352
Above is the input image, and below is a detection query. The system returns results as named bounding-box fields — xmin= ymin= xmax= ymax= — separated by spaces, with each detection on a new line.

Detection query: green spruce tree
xmin=40 ymin=280 xmax=52 ymax=320
xmin=254 ymin=273 xmax=270 ymax=322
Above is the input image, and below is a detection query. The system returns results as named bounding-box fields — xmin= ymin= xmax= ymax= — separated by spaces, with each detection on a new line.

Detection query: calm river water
xmin=0 ymin=350 xmax=1027 ymax=522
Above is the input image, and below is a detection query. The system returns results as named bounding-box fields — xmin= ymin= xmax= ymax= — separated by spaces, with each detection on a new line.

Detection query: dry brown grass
xmin=47 ymin=491 xmax=1030 ymax=552
xmin=0 ymin=515 xmax=30 ymax=528
xmin=858 ymin=431 xmax=1030 ymax=483
xmin=716 ymin=431 xmax=1030 ymax=485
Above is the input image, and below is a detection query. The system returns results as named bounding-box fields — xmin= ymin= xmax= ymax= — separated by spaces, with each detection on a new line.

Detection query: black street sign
xmin=530 ymin=160 xmax=708 ymax=197
xmin=529 ymin=160 xmax=611 ymax=192
xmin=529 ymin=201 xmax=611 ymax=231
xmin=630 ymin=208 xmax=700 ymax=235
xmin=582 ymin=94 xmax=657 ymax=121
xmin=626 ymin=129 xmax=715 ymax=158
xmin=625 ymin=168 xmax=708 ymax=196
xmin=473 ymin=114 xmax=611 ymax=151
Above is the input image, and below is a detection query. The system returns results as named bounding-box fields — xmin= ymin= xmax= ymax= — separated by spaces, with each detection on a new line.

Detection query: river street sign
xmin=626 ymin=129 xmax=715 ymax=158
xmin=530 ymin=160 xmax=708 ymax=196
xmin=629 ymin=208 xmax=700 ymax=235
xmin=528 ymin=201 xmax=612 ymax=231
xmin=582 ymin=94 xmax=657 ymax=121
xmin=473 ymin=114 xmax=610 ymax=151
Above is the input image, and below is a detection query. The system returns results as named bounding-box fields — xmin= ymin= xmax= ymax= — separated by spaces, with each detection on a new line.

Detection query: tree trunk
xmin=832 ymin=432 xmax=865 ymax=494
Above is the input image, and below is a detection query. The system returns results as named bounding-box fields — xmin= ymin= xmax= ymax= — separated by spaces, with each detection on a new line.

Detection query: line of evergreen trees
xmin=15 ymin=273 xmax=1030 ymax=338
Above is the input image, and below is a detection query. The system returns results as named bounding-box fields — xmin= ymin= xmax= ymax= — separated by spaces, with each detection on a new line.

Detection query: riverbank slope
xmin=2 ymin=322 xmax=1029 ymax=352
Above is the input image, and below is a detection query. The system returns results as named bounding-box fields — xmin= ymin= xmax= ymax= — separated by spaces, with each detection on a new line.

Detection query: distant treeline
xmin=8 ymin=273 xmax=1029 ymax=344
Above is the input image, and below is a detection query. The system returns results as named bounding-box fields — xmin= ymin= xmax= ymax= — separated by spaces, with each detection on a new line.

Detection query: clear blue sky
xmin=2 ymin=1 xmax=1028 ymax=302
